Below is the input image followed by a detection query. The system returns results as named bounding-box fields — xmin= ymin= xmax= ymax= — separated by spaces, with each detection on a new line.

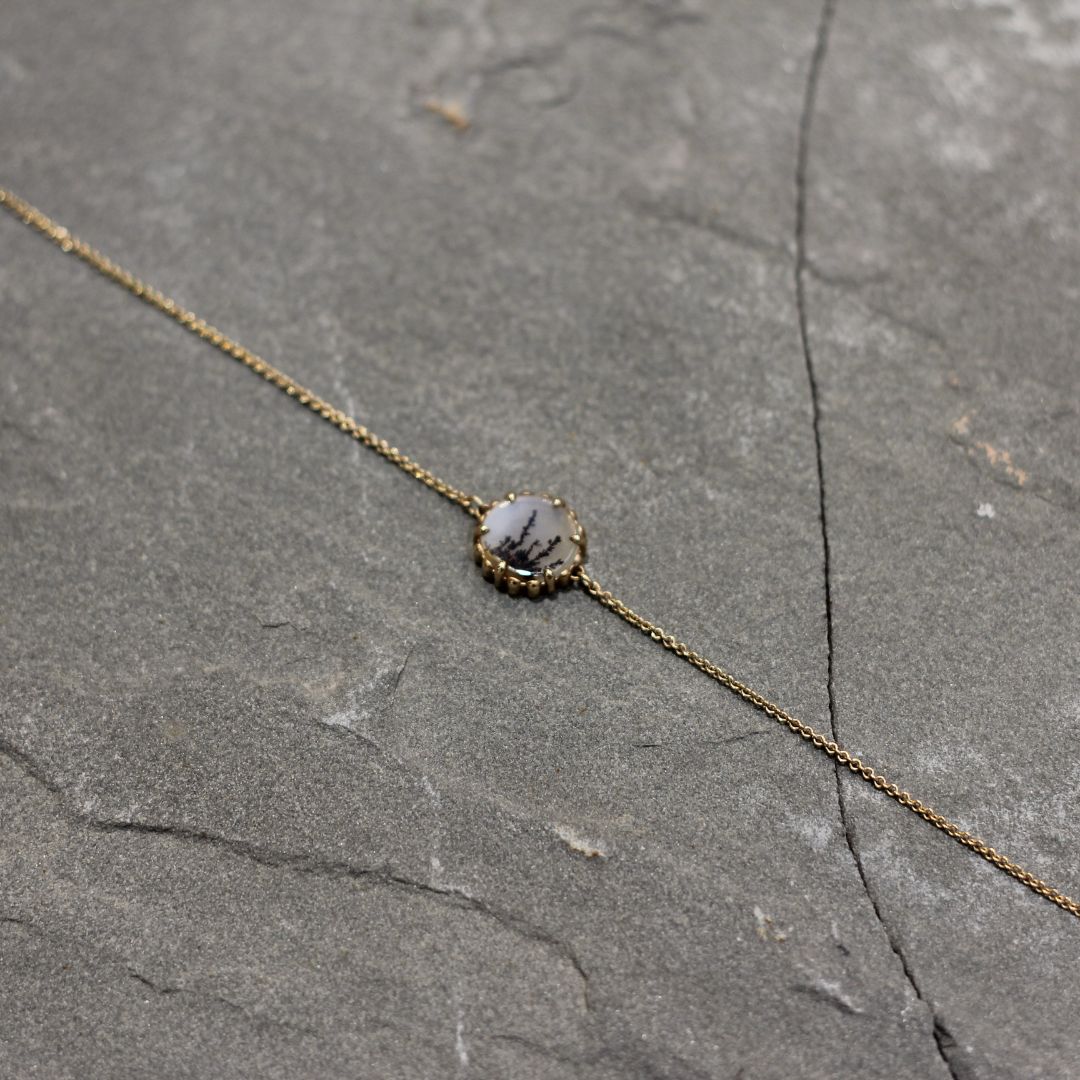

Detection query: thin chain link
xmin=575 ymin=569 xmax=1080 ymax=920
xmin=0 ymin=190 xmax=486 ymax=519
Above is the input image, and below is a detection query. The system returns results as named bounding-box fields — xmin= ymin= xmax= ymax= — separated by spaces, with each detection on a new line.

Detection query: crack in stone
xmin=841 ymin=851 xmax=965 ymax=1080
xmin=390 ymin=642 xmax=416 ymax=701
xmin=486 ymin=1031 xmax=587 ymax=1069
xmin=630 ymin=730 xmax=770 ymax=750
xmin=0 ymin=740 xmax=592 ymax=1014
xmin=621 ymin=190 xmax=788 ymax=261
xmin=1 ymin=913 xmax=44 ymax=937
xmin=0 ymin=733 xmax=62 ymax=794
xmin=9 ymin=907 xmax=320 ymax=1037
xmin=11 ymin=908 xmax=322 ymax=1036
xmin=128 ymin=968 xmax=182 ymax=996
xmin=803 ymin=261 xmax=954 ymax=358
xmin=467 ymin=0 xmax=707 ymax=119
xmin=127 ymin=967 xmax=322 ymax=1036
xmin=794 ymin=2 xmax=836 ymax=733
xmin=795 ymin=5 xmax=960 ymax=1078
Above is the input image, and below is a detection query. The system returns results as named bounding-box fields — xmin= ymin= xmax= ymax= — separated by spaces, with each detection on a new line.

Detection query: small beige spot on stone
xmin=554 ymin=824 xmax=607 ymax=860
xmin=423 ymin=98 xmax=470 ymax=132
xmin=753 ymin=906 xmax=788 ymax=943
xmin=948 ymin=413 xmax=1029 ymax=488
xmin=972 ymin=440 xmax=1028 ymax=486
xmin=950 ymin=412 xmax=973 ymax=437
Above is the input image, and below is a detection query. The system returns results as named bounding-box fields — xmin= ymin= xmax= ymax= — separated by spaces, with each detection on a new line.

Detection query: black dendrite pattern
xmin=489 ymin=509 xmax=563 ymax=576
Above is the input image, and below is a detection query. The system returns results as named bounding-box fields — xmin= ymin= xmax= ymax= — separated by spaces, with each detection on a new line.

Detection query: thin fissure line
xmin=794 ymin=5 xmax=961 ymax=1077
xmin=795 ymin=0 xmax=837 ymax=744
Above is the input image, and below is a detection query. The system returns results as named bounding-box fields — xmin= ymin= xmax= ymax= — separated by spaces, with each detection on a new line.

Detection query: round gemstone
xmin=480 ymin=495 xmax=579 ymax=580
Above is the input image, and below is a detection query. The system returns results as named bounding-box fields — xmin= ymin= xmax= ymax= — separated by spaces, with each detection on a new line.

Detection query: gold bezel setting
xmin=473 ymin=491 xmax=586 ymax=597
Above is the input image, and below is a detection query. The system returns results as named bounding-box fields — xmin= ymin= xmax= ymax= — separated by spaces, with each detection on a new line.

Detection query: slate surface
xmin=2 ymin=2 xmax=1078 ymax=1078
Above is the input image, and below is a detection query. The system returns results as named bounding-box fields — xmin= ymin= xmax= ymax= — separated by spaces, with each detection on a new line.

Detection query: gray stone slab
xmin=1 ymin=1 xmax=1077 ymax=1078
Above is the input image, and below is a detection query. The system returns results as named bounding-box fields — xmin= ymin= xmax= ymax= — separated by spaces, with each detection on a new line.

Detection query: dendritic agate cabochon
xmin=479 ymin=495 xmax=578 ymax=579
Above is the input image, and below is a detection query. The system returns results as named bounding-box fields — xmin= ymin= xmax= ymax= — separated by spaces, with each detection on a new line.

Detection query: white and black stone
xmin=479 ymin=495 xmax=578 ymax=579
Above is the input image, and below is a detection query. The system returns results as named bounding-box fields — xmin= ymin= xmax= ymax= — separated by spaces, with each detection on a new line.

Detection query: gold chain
xmin=0 ymin=189 xmax=486 ymax=519
xmin=3 ymin=188 xmax=1076 ymax=921
xmin=575 ymin=570 xmax=1080 ymax=920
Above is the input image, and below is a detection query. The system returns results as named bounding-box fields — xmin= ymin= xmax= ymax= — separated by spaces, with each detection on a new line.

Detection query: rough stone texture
xmin=1 ymin=1 xmax=1078 ymax=1078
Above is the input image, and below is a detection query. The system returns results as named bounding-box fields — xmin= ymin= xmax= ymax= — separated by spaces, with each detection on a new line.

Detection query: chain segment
xmin=575 ymin=569 xmax=1080 ymax=920
xmin=0 ymin=189 xmax=486 ymax=519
